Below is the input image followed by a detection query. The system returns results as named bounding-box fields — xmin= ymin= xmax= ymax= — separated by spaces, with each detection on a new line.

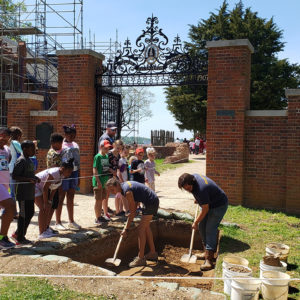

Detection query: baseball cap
xmin=100 ymin=140 xmax=113 ymax=149
xmin=135 ymin=147 xmax=144 ymax=155
xmin=107 ymin=121 xmax=117 ymax=130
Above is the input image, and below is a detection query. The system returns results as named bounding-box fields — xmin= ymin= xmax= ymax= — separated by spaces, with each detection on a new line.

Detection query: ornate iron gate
xmin=95 ymin=86 xmax=122 ymax=152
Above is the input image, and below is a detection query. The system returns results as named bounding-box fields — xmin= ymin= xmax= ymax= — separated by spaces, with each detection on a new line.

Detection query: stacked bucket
xmin=222 ymin=243 xmax=290 ymax=300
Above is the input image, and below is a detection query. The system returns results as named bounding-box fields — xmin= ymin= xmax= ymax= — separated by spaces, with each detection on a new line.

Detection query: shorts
xmin=35 ymin=185 xmax=43 ymax=197
xmin=146 ymin=181 xmax=155 ymax=191
xmin=0 ymin=184 xmax=11 ymax=203
xmin=62 ymin=170 xmax=79 ymax=191
xmin=94 ymin=186 xmax=107 ymax=201
xmin=142 ymin=201 xmax=159 ymax=216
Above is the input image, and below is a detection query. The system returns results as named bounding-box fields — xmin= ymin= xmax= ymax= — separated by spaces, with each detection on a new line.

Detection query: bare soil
xmin=227 ymin=265 xmax=250 ymax=273
xmin=108 ymin=243 xmax=213 ymax=290
xmin=263 ymin=255 xmax=282 ymax=267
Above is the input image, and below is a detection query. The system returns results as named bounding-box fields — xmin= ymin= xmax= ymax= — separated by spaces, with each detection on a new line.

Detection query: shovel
xmin=180 ymin=205 xmax=199 ymax=263
xmin=105 ymin=219 xmax=129 ymax=267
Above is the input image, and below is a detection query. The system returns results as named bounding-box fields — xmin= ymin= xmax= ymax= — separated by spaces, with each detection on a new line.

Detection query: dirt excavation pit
xmin=58 ymin=219 xmax=217 ymax=290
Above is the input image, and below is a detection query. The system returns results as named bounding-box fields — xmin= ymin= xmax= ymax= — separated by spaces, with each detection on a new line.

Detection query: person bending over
xmin=178 ymin=173 xmax=228 ymax=271
xmin=106 ymin=178 xmax=159 ymax=267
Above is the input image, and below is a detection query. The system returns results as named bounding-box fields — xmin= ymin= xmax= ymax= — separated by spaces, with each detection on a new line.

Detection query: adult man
xmin=178 ymin=173 xmax=228 ymax=271
xmin=98 ymin=121 xmax=117 ymax=147
xmin=194 ymin=137 xmax=200 ymax=155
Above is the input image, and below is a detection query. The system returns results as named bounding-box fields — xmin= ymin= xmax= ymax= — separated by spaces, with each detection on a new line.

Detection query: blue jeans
xmin=198 ymin=203 xmax=228 ymax=251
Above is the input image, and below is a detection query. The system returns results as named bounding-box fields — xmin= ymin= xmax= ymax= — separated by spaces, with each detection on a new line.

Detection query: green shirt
xmin=92 ymin=153 xmax=110 ymax=187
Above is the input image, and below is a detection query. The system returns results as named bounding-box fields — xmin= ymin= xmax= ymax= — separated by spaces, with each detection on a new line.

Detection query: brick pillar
xmin=206 ymin=39 xmax=254 ymax=205
xmin=6 ymin=93 xmax=44 ymax=139
xmin=56 ymin=49 xmax=104 ymax=194
xmin=285 ymin=89 xmax=300 ymax=214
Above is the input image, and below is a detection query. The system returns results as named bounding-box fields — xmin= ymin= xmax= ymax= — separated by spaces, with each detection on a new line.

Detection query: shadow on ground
xmin=219 ymin=236 xmax=250 ymax=254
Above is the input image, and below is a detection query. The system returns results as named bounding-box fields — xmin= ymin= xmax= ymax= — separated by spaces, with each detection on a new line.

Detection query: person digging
xmin=178 ymin=173 xmax=228 ymax=271
xmin=106 ymin=178 xmax=159 ymax=267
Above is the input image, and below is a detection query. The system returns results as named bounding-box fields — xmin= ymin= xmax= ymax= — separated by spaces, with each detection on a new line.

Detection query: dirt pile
xmin=164 ymin=143 xmax=189 ymax=164
xmin=263 ymin=255 xmax=282 ymax=267
xmin=227 ymin=265 xmax=250 ymax=273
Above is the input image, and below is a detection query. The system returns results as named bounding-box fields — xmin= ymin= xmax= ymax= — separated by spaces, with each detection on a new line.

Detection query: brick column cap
xmin=5 ymin=93 xmax=43 ymax=102
xmin=285 ymin=89 xmax=300 ymax=97
xmin=206 ymin=39 xmax=254 ymax=53
xmin=56 ymin=49 xmax=105 ymax=61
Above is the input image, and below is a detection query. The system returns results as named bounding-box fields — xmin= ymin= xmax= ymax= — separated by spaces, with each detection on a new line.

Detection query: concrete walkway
xmin=7 ymin=154 xmax=206 ymax=241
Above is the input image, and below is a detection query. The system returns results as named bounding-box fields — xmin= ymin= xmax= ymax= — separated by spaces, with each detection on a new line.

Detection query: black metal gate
xmin=95 ymin=87 xmax=122 ymax=152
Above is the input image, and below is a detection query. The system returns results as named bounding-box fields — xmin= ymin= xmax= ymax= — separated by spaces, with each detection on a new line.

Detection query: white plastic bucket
xmin=222 ymin=255 xmax=249 ymax=278
xmin=231 ymin=278 xmax=261 ymax=300
xmin=223 ymin=255 xmax=249 ymax=267
xmin=261 ymin=271 xmax=290 ymax=300
xmin=223 ymin=264 xmax=252 ymax=295
xmin=259 ymin=260 xmax=287 ymax=278
xmin=266 ymin=243 xmax=290 ymax=263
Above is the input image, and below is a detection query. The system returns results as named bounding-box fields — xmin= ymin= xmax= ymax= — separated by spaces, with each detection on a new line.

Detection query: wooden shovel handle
xmin=189 ymin=205 xmax=199 ymax=255
xmin=112 ymin=218 xmax=130 ymax=261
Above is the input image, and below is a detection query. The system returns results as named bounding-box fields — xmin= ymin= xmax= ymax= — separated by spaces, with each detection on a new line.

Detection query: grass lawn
xmin=155 ymin=158 xmax=194 ymax=173
xmin=0 ymin=277 xmax=115 ymax=300
xmin=215 ymin=205 xmax=300 ymax=299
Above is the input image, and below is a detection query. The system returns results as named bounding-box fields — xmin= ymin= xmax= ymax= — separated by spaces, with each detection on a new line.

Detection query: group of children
xmin=0 ymin=123 xmax=161 ymax=249
xmin=0 ymin=125 xmax=80 ymax=249
xmin=92 ymin=140 xmax=160 ymax=225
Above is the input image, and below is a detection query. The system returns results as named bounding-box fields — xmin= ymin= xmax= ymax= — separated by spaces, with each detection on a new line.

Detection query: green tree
xmin=165 ymin=0 xmax=300 ymax=134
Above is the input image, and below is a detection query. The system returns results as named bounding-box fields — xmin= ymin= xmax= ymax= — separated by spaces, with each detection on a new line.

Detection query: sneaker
xmin=48 ymin=227 xmax=59 ymax=234
xmin=145 ymin=252 xmax=158 ymax=261
xmin=94 ymin=218 xmax=102 ymax=225
xmin=38 ymin=230 xmax=55 ymax=240
xmin=107 ymin=207 xmax=114 ymax=214
xmin=116 ymin=211 xmax=125 ymax=217
xmin=103 ymin=214 xmax=111 ymax=221
xmin=0 ymin=236 xmax=15 ymax=249
xmin=17 ymin=238 xmax=33 ymax=246
xmin=129 ymin=256 xmax=146 ymax=268
xmin=54 ymin=223 xmax=67 ymax=231
xmin=98 ymin=216 xmax=108 ymax=223
xmin=68 ymin=222 xmax=81 ymax=231
xmin=11 ymin=232 xmax=19 ymax=245
xmin=46 ymin=227 xmax=57 ymax=236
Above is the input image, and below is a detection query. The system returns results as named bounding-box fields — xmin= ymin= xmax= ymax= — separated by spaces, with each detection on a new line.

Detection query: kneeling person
xmin=178 ymin=173 xmax=228 ymax=271
xmin=106 ymin=178 xmax=159 ymax=267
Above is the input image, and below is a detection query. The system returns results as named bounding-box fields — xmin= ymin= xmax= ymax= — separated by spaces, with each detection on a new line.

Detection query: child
xmin=130 ymin=148 xmax=145 ymax=184
xmin=144 ymin=147 xmax=160 ymax=191
xmin=0 ymin=127 xmax=16 ymax=249
xmin=12 ymin=140 xmax=39 ymax=244
xmin=116 ymin=145 xmax=130 ymax=215
xmin=56 ymin=125 xmax=81 ymax=231
xmin=128 ymin=155 xmax=137 ymax=181
xmin=108 ymin=139 xmax=124 ymax=218
xmin=93 ymin=140 xmax=112 ymax=225
xmin=34 ymin=159 xmax=74 ymax=240
xmin=9 ymin=127 xmax=23 ymax=201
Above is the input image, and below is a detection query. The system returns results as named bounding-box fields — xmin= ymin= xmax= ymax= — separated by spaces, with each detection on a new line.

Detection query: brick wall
xmin=285 ymin=90 xmax=300 ymax=214
xmin=244 ymin=112 xmax=288 ymax=210
xmin=57 ymin=50 xmax=104 ymax=194
xmin=206 ymin=40 xmax=253 ymax=205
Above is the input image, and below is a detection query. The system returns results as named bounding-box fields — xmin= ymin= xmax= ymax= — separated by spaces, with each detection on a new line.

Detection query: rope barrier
xmin=0 ymin=273 xmax=299 ymax=281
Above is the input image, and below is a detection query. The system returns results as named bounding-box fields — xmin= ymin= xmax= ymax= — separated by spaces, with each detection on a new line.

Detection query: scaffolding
xmin=0 ymin=0 xmax=84 ymax=125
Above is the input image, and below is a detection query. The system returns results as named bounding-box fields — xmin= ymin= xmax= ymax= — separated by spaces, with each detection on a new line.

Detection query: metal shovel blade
xmin=105 ymin=258 xmax=121 ymax=267
xmin=180 ymin=253 xmax=197 ymax=264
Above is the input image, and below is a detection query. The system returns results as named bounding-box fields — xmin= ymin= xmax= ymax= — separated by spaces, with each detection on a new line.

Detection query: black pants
xmin=16 ymin=200 xmax=35 ymax=241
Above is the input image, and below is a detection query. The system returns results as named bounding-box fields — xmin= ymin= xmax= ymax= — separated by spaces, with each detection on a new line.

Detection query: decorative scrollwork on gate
xmin=97 ymin=15 xmax=207 ymax=87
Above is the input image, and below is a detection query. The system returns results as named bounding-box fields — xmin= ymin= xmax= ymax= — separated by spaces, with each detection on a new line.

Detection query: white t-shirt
xmin=118 ymin=157 xmax=128 ymax=182
xmin=36 ymin=167 xmax=62 ymax=192
xmin=0 ymin=145 xmax=11 ymax=190
xmin=62 ymin=140 xmax=80 ymax=171
xmin=195 ymin=139 xmax=200 ymax=146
